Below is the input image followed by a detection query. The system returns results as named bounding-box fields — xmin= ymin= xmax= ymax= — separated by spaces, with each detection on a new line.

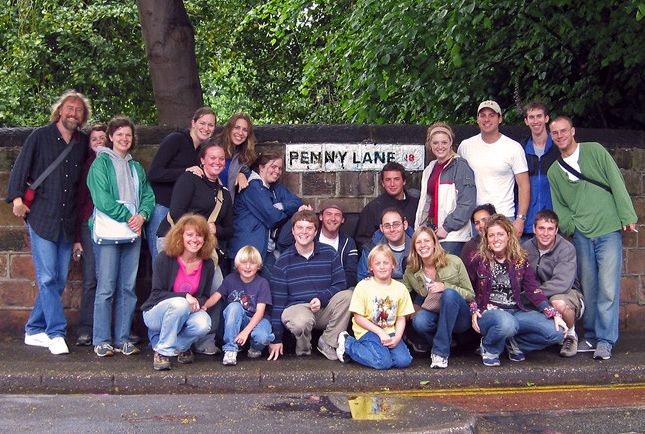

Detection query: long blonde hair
xmin=477 ymin=214 xmax=527 ymax=266
xmin=218 ymin=112 xmax=257 ymax=165
xmin=407 ymin=226 xmax=449 ymax=273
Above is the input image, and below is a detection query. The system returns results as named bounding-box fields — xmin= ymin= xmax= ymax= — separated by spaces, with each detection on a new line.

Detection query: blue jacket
xmin=230 ymin=172 xmax=303 ymax=261
xmin=523 ymin=134 xmax=559 ymax=234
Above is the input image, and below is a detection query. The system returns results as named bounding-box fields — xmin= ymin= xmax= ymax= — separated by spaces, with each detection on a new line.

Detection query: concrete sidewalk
xmin=1 ymin=332 xmax=643 ymax=395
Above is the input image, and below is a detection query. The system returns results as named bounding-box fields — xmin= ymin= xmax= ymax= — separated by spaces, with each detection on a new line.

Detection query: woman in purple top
xmin=467 ymin=214 xmax=567 ymax=367
xmin=141 ymin=214 xmax=215 ymax=371
xmin=73 ymin=124 xmax=107 ymax=346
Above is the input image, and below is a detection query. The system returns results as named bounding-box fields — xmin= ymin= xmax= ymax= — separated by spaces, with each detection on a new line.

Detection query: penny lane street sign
xmin=286 ymin=143 xmax=425 ymax=172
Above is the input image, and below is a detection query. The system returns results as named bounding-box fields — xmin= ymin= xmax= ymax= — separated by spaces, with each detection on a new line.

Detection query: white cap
xmin=477 ymin=100 xmax=502 ymax=116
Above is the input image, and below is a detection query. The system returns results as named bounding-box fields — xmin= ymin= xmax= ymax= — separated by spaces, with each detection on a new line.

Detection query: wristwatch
xmin=516 ymin=214 xmax=527 ymax=221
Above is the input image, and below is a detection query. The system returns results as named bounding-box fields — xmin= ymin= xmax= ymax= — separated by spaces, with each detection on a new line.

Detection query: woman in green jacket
xmin=403 ymin=226 xmax=474 ymax=369
xmin=88 ymin=116 xmax=155 ymax=357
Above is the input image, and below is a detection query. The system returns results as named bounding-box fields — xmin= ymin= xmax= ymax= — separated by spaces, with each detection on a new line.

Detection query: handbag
xmin=419 ymin=273 xmax=441 ymax=312
xmin=92 ymin=164 xmax=141 ymax=245
xmin=421 ymin=291 xmax=442 ymax=312
xmin=92 ymin=203 xmax=139 ymax=245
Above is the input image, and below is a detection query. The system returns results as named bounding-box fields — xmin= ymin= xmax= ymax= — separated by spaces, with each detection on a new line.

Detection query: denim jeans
xmin=478 ymin=308 xmax=563 ymax=357
xmin=145 ymin=203 xmax=169 ymax=265
xmin=143 ymin=297 xmax=211 ymax=356
xmin=222 ymin=302 xmax=275 ymax=352
xmin=344 ymin=331 xmax=413 ymax=370
xmin=77 ymin=222 xmax=97 ymax=336
xmin=573 ymin=230 xmax=622 ymax=346
xmin=25 ymin=224 xmax=73 ymax=338
xmin=93 ymin=238 xmax=141 ymax=346
xmin=439 ymin=241 xmax=465 ymax=256
xmin=412 ymin=288 xmax=471 ymax=358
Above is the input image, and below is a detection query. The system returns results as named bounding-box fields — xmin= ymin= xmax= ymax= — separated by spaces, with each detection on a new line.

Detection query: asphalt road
xmin=2 ymin=384 xmax=644 ymax=434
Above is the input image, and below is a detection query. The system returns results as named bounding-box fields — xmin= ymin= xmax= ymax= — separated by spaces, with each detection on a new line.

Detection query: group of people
xmin=8 ymin=90 xmax=637 ymax=372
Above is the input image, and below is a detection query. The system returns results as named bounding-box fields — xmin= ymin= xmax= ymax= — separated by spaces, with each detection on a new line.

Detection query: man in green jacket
xmin=547 ymin=116 xmax=637 ymax=360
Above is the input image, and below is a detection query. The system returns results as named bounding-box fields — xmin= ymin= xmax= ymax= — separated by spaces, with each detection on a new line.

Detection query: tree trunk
xmin=137 ymin=0 xmax=203 ymax=127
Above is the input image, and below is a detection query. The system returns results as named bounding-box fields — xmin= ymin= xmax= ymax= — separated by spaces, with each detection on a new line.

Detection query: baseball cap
xmin=477 ymin=100 xmax=502 ymax=116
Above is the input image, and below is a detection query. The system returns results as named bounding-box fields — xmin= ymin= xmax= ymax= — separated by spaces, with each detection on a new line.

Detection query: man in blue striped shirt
xmin=268 ymin=210 xmax=352 ymax=361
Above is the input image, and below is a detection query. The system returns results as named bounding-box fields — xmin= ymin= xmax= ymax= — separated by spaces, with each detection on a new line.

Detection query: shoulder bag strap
xmin=30 ymin=141 xmax=75 ymax=190
xmin=557 ymin=156 xmax=611 ymax=193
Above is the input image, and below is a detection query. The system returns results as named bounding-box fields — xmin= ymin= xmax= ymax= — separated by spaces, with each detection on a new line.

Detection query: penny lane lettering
xmin=286 ymin=144 xmax=425 ymax=172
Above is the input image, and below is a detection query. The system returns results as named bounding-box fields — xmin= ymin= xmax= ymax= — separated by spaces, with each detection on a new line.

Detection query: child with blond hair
xmin=336 ymin=245 xmax=414 ymax=369
xmin=202 ymin=245 xmax=273 ymax=365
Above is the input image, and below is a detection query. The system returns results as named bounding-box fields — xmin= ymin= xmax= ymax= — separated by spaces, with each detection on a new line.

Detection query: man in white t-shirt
xmin=457 ymin=100 xmax=530 ymax=237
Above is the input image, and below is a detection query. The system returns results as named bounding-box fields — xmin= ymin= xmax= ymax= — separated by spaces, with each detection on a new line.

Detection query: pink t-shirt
xmin=173 ymin=258 xmax=203 ymax=295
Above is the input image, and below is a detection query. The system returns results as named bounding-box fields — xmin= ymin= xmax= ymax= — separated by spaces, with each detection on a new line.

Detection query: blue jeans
xmin=145 ymin=203 xmax=169 ymax=264
xmin=143 ymin=297 xmax=211 ymax=356
xmin=573 ymin=230 xmax=622 ymax=346
xmin=344 ymin=331 xmax=413 ymax=370
xmin=77 ymin=222 xmax=97 ymax=336
xmin=478 ymin=308 xmax=563 ymax=357
xmin=93 ymin=238 xmax=141 ymax=346
xmin=222 ymin=302 xmax=274 ymax=352
xmin=439 ymin=241 xmax=465 ymax=256
xmin=25 ymin=224 xmax=72 ymax=338
xmin=412 ymin=288 xmax=471 ymax=358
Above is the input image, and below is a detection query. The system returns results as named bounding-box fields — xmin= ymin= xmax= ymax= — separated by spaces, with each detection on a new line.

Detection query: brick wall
xmin=0 ymin=124 xmax=643 ymax=336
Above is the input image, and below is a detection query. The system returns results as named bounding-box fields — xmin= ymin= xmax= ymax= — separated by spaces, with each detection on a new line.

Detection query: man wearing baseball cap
xmin=457 ymin=100 xmax=530 ymax=237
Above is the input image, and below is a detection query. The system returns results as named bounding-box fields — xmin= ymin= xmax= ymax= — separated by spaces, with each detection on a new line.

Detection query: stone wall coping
xmin=1 ymin=124 xmax=644 ymax=148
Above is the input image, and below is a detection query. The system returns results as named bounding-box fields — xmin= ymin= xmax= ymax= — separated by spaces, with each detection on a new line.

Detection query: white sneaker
xmin=222 ymin=351 xmax=237 ymax=366
xmin=48 ymin=337 xmax=69 ymax=355
xmin=430 ymin=353 xmax=448 ymax=369
xmin=24 ymin=332 xmax=51 ymax=348
xmin=336 ymin=331 xmax=349 ymax=363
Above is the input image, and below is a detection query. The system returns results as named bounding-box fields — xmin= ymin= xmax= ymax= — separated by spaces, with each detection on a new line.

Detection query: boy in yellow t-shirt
xmin=336 ymin=245 xmax=414 ymax=369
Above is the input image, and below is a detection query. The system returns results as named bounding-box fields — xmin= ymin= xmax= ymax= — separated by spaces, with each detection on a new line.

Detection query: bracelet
xmin=516 ymin=214 xmax=527 ymax=221
xmin=543 ymin=305 xmax=558 ymax=318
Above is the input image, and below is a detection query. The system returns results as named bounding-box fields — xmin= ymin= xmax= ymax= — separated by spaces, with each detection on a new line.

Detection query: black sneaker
xmin=177 ymin=349 xmax=194 ymax=364
xmin=76 ymin=334 xmax=92 ymax=346
xmin=94 ymin=343 xmax=114 ymax=357
xmin=114 ymin=342 xmax=140 ymax=356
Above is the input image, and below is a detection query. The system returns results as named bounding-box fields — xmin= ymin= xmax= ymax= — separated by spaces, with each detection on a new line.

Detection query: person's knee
xmin=192 ymin=312 xmax=212 ymax=335
xmin=393 ymin=352 xmax=413 ymax=369
xmin=284 ymin=315 xmax=314 ymax=335
xmin=412 ymin=312 xmax=436 ymax=334
xmin=224 ymin=302 xmax=244 ymax=318
xmin=485 ymin=312 xmax=518 ymax=337
xmin=166 ymin=297 xmax=191 ymax=315
xmin=251 ymin=328 xmax=273 ymax=346
xmin=551 ymin=300 xmax=567 ymax=315
xmin=441 ymin=287 xmax=461 ymax=306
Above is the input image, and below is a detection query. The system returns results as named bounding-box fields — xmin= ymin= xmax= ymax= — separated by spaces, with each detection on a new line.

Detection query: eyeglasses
xmin=382 ymin=222 xmax=403 ymax=230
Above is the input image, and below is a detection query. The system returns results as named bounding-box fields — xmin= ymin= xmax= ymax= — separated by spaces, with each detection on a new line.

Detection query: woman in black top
xmin=146 ymin=107 xmax=216 ymax=261
xmin=156 ymin=139 xmax=233 ymax=356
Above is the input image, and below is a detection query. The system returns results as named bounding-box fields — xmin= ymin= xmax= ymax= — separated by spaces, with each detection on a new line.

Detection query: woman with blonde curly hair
xmin=467 ymin=214 xmax=567 ymax=367
xmin=141 ymin=214 xmax=216 ymax=370
xmin=403 ymin=227 xmax=474 ymax=369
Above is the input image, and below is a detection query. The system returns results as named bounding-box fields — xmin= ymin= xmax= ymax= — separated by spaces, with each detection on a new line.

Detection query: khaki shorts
xmin=550 ymin=289 xmax=584 ymax=320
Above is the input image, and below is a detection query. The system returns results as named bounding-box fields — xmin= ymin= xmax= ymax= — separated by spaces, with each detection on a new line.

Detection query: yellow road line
xmin=333 ymin=383 xmax=645 ymax=398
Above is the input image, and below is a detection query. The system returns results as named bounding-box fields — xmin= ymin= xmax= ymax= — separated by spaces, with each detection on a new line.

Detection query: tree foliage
xmin=0 ymin=0 xmax=154 ymax=126
xmin=1 ymin=0 xmax=644 ymax=129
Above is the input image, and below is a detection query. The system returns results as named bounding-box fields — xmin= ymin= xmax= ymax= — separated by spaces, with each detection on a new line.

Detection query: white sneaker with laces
xmin=48 ymin=337 xmax=69 ymax=355
xmin=25 ymin=332 xmax=51 ymax=348
xmin=222 ymin=351 xmax=237 ymax=366
xmin=430 ymin=353 xmax=448 ymax=369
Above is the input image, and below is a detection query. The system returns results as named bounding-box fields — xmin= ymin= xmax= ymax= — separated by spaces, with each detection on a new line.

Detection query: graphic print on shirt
xmin=369 ymin=295 xmax=398 ymax=329
xmin=489 ymin=261 xmax=515 ymax=308
xmin=226 ymin=290 xmax=257 ymax=315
